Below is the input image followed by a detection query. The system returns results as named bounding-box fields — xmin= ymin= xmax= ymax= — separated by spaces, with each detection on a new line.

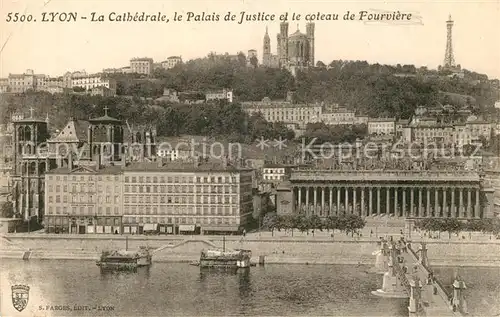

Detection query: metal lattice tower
xmin=444 ymin=14 xmax=455 ymax=68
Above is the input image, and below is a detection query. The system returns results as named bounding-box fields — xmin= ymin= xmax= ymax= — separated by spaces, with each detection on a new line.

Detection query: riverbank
xmin=2 ymin=234 xmax=500 ymax=267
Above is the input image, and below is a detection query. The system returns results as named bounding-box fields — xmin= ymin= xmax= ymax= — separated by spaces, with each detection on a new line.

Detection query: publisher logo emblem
xmin=12 ymin=284 xmax=30 ymax=312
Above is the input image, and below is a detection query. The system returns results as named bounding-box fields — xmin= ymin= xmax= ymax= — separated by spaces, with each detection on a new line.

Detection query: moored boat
xmin=199 ymin=248 xmax=252 ymax=270
xmin=96 ymin=246 xmax=152 ymax=271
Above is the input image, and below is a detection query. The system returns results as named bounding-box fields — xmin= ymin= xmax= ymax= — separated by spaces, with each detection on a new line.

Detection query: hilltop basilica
xmin=262 ymin=22 xmax=315 ymax=72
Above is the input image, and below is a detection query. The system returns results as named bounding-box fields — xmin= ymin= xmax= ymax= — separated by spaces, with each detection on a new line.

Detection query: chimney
xmin=68 ymin=152 xmax=73 ymax=170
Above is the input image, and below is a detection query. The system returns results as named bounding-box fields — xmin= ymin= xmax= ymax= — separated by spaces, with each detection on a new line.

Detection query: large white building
xmin=242 ymin=97 xmax=368 ymax=129
xmin=206 ymin=88 xmax=233 ymax=103
xmin=367 ymin=118 xmax=396 ymax=135
xmin=161 ymin=56 xmax=182 ymax=69
xmin=71 ymin=73 xmax=117 ymax=95
xmin=130 ymin=57 xmax=154 ymax=75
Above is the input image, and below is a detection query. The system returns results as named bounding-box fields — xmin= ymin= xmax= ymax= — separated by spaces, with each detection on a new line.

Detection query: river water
xmin=1 ymin=260 xmax=498 ymax=316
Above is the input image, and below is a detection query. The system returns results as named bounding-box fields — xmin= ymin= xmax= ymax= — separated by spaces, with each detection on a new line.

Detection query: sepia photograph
xmin=0 ymin=0 xmax=499 ymax=316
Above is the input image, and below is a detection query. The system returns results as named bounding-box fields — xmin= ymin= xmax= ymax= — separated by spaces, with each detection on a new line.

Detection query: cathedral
xmin=262 ymin=22 xmax=315 ymax=70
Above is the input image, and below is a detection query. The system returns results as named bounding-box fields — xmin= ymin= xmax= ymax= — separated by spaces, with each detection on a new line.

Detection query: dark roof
xmin=50 ymin=119 xmax=89 ymax=142
xmin=88 ymin=115 xmax=121 ymax=123
xmin=13 ymin=118 xmax=46 ymax=124
xmin=124 ymin=161 xmax=252 ymax=173
xmin=46 ymin=165 xmax=123 ymax=175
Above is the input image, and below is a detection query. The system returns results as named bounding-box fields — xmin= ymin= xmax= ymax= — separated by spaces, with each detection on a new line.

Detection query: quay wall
xmin=2 ymin=235 xmax=500 ymax=266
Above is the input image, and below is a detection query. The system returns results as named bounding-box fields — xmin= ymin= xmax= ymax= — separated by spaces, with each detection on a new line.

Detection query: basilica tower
xmin=306 ymin=22 xmax=315 ymax=67
xmin=263 ymin=26 xmax=271 ymax=67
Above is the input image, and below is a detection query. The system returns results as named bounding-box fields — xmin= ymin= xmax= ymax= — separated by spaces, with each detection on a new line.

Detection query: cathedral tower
xmin=11 ymin=108 xmax=52 ymax=223
xmin=306 ymin=22 xmax=315 ymax=67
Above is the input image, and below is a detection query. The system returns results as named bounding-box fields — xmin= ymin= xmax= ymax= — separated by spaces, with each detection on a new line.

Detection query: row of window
xmin=124 ymin=184 xmax=238 ymax=194
xmin=48 ymin=175 xmax=120 ymax=182
xmin=123 ymin=216 xmax=238 ymax=225
xmin=47 ymin=206 xmax=120 ymax=215
xmin=48 ymin=195 xmax=119 ymax=204
xmin=124 ymin=175 xmax=237 ymax=184
xmin=48 ymin=184 xmax=120 ymax=193
xmin=124 ymin=194 xmax=238 ymax=204
xmin=124 ymin=205 xmax=237 ymax=215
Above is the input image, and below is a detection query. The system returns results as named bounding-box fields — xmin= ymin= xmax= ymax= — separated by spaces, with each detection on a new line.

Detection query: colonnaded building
xmin=276 ymin=168 xmax=497 ymax=220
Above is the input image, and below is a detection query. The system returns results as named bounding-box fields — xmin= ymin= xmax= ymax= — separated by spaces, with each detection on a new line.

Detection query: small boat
xmin=96 ymin=246 xmax=152 ymax=271
xmin=199 ymin=249 xmax=252 ymax=270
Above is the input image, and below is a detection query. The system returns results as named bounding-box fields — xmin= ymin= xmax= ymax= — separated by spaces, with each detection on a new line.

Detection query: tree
xmin=309 ymin=215 xmax=323 ymax=235
xmin=324 ymin=215 xmax=339 ymax=233
xmin=262 ymin=212 xmax=278 ymax=236
xmin=316 ymin=61 xmax=326 ymax=68
xmin=249 ymin=56 xmax=258 ymax=68
xmin=442 ymin=218 xmax=462 ymax=239
xmin=0 ymin=201 xmax=14 ymax=218
xmin=342 ymin=214 xmax=366 ymax=236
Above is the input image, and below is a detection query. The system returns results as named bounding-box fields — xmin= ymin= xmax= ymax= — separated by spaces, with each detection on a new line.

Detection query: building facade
xmin=206 ymin=88 xmax=233 ymax=103
xmin=161 ymin=56 xmax=182 ymax=69
xmin=275 ymin=168 xmax=496 ymax=219
xmin=44 ymin=161 xmax=255 ymax=234
xmin=368 ymin=118 xmax=396 ymax=135
xmin=130 ymin=57 xmax=154 ymax=75
xmin=71 ymin=74 xmax=117 ymax=95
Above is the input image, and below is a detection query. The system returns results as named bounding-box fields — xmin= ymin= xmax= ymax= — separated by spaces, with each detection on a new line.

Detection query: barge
xmin=199 ymin=248 xmax=252 ymax=270
xmin=96 ymin=246 xmax=152 ymax=271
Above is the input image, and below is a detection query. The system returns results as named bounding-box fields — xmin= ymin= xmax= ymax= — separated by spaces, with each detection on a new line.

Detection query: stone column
xmin=377 ymin=187 xmax=381 ymax=216
xmin=313 ymin=187 xmax=318 ymax=214
xmin=426 ymin=188 xmax=431 ymax=218
xmin=467 ymin=189 xmax=472 ymax=218
xmin=353 ymin=187 xmax=357 ymax=215
xmin=298 ymin=187 xmax=302 ymax=213
xmin=394 ymin=187 xmax=398 ymax=217
xmin=459 ymin=188 xmax=464 ymax=218
xmin=321 ymin=187 xmax=325 ymax=217
xmin=402 ymin=187 xmax=407 ymax=217
xmin=451 ymin=188 xmax=455 ymax=218
xmin=418 ymin=188 xmax=423 ymax=218
xmin=443 ymin=188 xmax=448 ymax=218
xmin=329 ymin=187 xmax=333 ymax=215
xmin=369 ymin=187 xmax=373 ymax=216
xmin=345 ymin=186 xmax=349 ymax=213
xmin=434 ymin=187 xmax=439 ymax=218
xmin=475 ymin=189 xmax=480 ymax=218
xmin=386 ymin=187 xmax=390 ymax=216
xmin=337 ymin=187 xmax=341 ymax=214
xmin=305 ymin=187 xmax=309 ymax=216
xmin=410 ymin=187 xmax=415 ymax=217
xmin=361 ymin=188 xmax=365 ymax=217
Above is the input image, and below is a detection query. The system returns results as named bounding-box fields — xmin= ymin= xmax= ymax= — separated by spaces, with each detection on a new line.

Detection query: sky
xmin=0 ymin=0 xmax=499 ymax=79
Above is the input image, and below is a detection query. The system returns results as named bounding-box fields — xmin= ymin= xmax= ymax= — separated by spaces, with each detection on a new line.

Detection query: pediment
xmin=70 ymin=165 xmax=96 ymax=174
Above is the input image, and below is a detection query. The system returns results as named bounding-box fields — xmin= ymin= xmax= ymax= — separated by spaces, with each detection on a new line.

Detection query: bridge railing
xmin=407 ymin=245 xmax=452 ymax=302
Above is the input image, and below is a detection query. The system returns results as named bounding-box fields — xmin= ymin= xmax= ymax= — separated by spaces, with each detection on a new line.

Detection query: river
xmin=1 ymin=260 xmax=498 ymax=316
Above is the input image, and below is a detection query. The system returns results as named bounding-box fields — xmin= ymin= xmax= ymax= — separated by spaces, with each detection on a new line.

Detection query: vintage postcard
xmin=0 ymin=0 xmax=499 ymax=316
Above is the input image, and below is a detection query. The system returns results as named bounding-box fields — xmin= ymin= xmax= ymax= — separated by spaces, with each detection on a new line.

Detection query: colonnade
xmin=293 ymin=185 xmax=482 ymax=218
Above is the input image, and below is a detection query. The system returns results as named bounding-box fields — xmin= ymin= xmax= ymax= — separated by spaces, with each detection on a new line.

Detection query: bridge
xmin=371 ymin=240 xmax=467 ymax=316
